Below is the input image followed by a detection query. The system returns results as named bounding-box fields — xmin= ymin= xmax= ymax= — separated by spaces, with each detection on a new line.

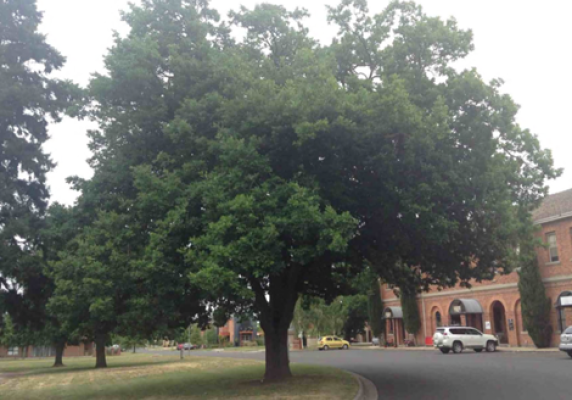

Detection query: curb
xmin=349 ymin=371 xmax=378 ymax=400
xmin=356 ymin=346 xmax=559 ymax=354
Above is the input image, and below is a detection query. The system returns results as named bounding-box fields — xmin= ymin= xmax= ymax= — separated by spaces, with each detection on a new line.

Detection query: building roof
xmin=532 ymin=188 xmax=572 ymax=223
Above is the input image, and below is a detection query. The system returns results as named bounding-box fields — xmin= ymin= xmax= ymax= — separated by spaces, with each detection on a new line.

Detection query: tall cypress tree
xmin=518 ymin=239 xmax=553 ymax=348
xmin=401 ymin=287 xmax=421 ymax=341
xmin=368 ymin=280 xmax=384 ymax=342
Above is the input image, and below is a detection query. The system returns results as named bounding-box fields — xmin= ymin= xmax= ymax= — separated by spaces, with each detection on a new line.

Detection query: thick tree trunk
xmin=95 ymin=334 xmax=108 ymax=369
xmin=53 ymin=341 xmax=65 ymax=367
xmin=263 ymin=324 xmax=292 ymax=381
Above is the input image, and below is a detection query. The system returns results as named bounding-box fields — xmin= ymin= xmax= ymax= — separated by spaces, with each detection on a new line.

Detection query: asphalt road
xmin=141 ymin=348 xmax=571 ymax=399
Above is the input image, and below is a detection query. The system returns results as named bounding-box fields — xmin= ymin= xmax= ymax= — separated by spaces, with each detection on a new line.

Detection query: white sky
xmin=37 ymin=0 xmax=571 ymax=206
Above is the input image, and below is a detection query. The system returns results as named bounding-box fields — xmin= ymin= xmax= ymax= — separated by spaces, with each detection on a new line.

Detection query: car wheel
xmin=440 ymin=348 xmax=450 ymax=354
xmin=567 ymin=351 xmax=572 ymax=358
xmin=474 ymin=349 xmax=483 ymax=353
xmin=452 ymin=341 xmax=463 ymax=354
xmin=324 ymin=345 xmax=329 ymax=351
xmin=342 ymin=344 xmax=349 ymax=350
xmin=486 ymin=341 xmax=497 ymax=353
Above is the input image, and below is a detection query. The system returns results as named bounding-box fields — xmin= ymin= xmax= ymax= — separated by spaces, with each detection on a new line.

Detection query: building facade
xmin=218 ymin=318 xmax=258 ymax=346
xmin=382 ymin=188 xmax=572 ymax=348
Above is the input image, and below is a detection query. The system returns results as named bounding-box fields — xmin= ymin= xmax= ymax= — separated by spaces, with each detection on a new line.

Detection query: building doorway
xmin=556 ymin=291 xmax=572 ymax=333
xmin=382 ymin=306 xmax=403 ymax=347
xmin=448 ymin=299 xmax=483 ymax=329
xmin=491 ymin=301 xmax=508 ymax=344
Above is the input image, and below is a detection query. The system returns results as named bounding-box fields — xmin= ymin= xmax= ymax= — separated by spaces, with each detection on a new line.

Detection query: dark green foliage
xmin=401 ymin=288 xmax=421 ymax=335
xmin=518 ymin=238 xmax=553 ymax=348
xmin=0 ymin=0 xmax=79 ymax=292
xmin=48 ymin=0 xmax=558 ymax=379
xmin=342 ymin=295 xmax=368 ymax=340
xmin=0 ymin=0 xmax=80 ymax=365
xmin=368 ymin=280 xmax=384 ymax=339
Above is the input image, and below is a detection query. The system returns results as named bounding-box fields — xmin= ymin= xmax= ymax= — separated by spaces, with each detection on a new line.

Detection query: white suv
xmin=433 ymin=327 xmax=499 ymax=354
xmin=559 ymin=326 xmax=572 ymax=357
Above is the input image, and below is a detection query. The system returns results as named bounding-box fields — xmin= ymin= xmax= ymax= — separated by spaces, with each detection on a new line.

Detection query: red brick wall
xmin=381 ymin=215 xmax=572 ymax=348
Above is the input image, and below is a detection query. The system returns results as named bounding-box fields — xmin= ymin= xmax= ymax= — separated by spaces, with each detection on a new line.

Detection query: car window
xmin=334 ymin=337 xmax=341 ymax=341
xmin=565 ymin=327 xmax=572 ymax=334
xmin=450 ymin=328 xmax=466 ymax=335
xmin=327 ymin=337 xmax=333 ymax=341
xmin=436 ymin=328 xmax=445 ymax=334
xmin=469 ymin=329 xmax=482 ymax=335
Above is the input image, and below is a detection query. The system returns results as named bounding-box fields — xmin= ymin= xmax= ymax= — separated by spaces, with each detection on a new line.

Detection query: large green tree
xmin=68 ymin=0 xmax=558 ymax=380
xmin=0 ymin=0 xmax=79 ymax=365
xmin=0 ymin=0 xmax=78 ymax=283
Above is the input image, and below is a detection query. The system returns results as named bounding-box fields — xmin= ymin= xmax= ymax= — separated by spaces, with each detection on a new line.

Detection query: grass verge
xmin=0 ymin=354 xmax=358 ymax=400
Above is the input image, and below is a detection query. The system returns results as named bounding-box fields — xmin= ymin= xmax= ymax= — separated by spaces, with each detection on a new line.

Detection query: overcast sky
xmin=37 ymin=0 xmax=571 ymax=205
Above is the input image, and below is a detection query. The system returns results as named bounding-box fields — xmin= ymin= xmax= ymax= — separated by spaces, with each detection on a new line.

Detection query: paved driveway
xmin=140 ymin=348 xmax=571 ymax=399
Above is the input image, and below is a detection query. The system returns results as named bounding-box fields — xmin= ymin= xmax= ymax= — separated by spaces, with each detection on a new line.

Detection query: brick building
xmin=218 ymin=317 xmax=258 ymax=346
xmin=382 ymin=188 xmax=572 ymax=348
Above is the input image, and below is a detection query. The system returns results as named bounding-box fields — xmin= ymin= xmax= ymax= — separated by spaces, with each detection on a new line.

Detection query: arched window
xmin=435 ymin=311 xmax=442 ymax=328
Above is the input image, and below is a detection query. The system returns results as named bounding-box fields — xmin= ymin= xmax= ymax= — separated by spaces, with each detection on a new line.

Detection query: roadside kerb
xmin=348 ymin=371 xmax=378 ymax=400
xmin=354 ymin=345 xmax=559 ymax=353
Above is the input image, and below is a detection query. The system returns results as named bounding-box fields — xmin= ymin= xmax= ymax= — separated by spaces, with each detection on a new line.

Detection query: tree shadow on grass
xmin=3 ymin=356 xmax=184 ymax=378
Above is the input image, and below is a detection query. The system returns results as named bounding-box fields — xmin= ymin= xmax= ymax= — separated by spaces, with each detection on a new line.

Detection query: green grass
xmin=0 ymin=354 xmax=358 ymax=400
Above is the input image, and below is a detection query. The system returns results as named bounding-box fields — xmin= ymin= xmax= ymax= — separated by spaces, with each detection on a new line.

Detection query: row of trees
xmin=1 ymin=0 xmax=559 ymax=380
xmin=293 ymin=295 xmax=369 ymax=341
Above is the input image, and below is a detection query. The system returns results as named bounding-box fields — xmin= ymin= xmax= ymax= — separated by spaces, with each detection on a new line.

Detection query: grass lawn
xmin=0 ymin=354 xmax=358 ymax=400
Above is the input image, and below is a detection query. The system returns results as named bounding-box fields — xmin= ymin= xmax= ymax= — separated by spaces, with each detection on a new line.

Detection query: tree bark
xmin=263 ymin=324 xmax=292 ymax=381
xmin=249 ymin=266 xmax=302 ymax=382
xmin=53 ymin=341 xmax=66 ymax=367
xmin=95 ymin=333 xmax=108 ymax=368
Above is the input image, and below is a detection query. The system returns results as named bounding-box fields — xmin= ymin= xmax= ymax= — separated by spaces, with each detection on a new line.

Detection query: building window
xmin=547 ymin=232 xmax=559 ymax=263
xmin=7 ymin=347 xmax=18 ymax=356
xmin=435 ymin=312 xmax=442 ymax=328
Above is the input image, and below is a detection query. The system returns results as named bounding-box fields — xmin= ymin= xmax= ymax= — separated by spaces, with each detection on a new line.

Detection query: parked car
xmin=177 ymin=343 xmax=198 ymax=351
xmin=433 ymin=327 xmax=498 ymax=354
xmin=318 ymin=336 xmax=350 ymax=350
xmin=372 ymin=337 xmax=380 ymax=346
xmin=559 ymin=326 xmax=572 ymax=357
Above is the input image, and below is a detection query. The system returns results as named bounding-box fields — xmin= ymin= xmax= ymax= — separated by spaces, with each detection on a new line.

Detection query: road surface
xmin=141 ymin=347 xmax=571 ymax=399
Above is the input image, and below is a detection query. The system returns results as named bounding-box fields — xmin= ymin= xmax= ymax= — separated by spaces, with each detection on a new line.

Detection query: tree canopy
xmin=42 ymin=0 xmax=558 ymax=380
xmin=0 ymin=0 xmax=81 ymax=366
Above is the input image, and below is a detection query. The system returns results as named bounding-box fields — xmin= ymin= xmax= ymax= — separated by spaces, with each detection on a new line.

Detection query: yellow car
xmin=318 ymin=336 xmax=351 ymax=351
